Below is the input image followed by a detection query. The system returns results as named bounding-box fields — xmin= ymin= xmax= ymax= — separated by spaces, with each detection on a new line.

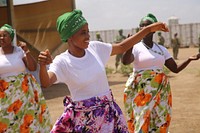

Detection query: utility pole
xmin=7 ymin=0 xmax=17 ymax=44
xmin=7 ymin=0 xmax=15 ymax=28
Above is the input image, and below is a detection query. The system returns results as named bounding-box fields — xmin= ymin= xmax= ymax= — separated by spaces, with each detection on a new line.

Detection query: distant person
xmin=135 ymin=27 xmax=140 ymax=33
xmin=38 ymin=9 xmax=168 ymax=132
xmin=114 ymin=29 xmax=126 ymax=72
xmin=171 ymin=33 xmax=180 ymax=60
xmin=96 ymin=32 xmax=103 ymax=42
xmin=122 ymin=13 xmax=200 ymax=133
xmin=157 ymin=32 xmax=165 ymax=46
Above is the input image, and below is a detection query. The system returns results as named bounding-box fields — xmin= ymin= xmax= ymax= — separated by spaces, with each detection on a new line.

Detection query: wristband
xmin=25 ymin=50 xmax=30 ymax=54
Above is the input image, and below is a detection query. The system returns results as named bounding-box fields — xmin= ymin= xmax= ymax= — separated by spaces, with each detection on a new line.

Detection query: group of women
xmin=1 ymin=9 xmax=199 ymax=133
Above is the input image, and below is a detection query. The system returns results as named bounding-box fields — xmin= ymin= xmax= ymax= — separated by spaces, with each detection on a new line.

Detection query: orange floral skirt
xmin=0 ymin=73 xmax=52 ymax=132
xmin=124 ymin=69 xmax=172 ymax=133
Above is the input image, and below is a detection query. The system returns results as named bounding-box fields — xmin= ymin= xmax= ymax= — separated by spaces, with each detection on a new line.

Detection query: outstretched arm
xmin=111 ymin=22 xmax=168 ymax=56
xmin=165 ymin=53 xmax=200 ymax=73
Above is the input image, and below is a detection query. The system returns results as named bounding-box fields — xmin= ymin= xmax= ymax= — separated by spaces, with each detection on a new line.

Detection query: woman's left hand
xmin=189 ymin=53 xmax=200 ymax=60
xmin=148 ymin=22 xmax=169 ymax=33
xmin=18 ymin=41 xmax=30 ymax=53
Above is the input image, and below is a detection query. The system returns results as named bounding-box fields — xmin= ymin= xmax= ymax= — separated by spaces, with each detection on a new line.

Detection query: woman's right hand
xmin=148 ymin=22 xmax=169 ymax=33
xmin=38 ymin=49 xmax=53 ymax=65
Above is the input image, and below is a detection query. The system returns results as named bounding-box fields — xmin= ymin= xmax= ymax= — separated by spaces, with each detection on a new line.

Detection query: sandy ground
xmin=43 ymin=47 xmax=200 ymax=133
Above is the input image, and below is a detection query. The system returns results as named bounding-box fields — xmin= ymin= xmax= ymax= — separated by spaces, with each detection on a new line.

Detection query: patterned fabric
xmin=124 ymin=69 xmax=172 ymax=133
xmin=140 ymin=13 xmax=158 ymax=25
xmin=0 ymin=24 xmax=14 ymax=41
xmin=0 ymin=73 xmax=52 ymax=133
xmin=56 ymin=9 xmax=87 ymax=42
xmin=51 ymin=91 xmax=128 ymax=133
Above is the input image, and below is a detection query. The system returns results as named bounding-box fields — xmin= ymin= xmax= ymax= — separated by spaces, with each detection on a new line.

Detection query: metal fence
xmin=90 ymin=23 xmax=200 ymax=48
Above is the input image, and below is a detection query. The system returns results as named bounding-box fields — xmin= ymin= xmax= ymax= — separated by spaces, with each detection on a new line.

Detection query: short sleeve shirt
xmin=0 ymin=46 xmax=26 ymax=77
xmin=48 ymin=41 xmax=112 ymax=101
xmin=132 ymin=42 xmax=172 ymax=71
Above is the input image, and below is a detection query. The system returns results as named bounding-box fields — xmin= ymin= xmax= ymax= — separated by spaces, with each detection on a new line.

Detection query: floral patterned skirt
xmin=0 ymin=73 xmax=52 ymax=133
xmin=51 ymin=90 xmax=128 ymax=133
xmin=124 ymin=69 xmax=172 ymax=133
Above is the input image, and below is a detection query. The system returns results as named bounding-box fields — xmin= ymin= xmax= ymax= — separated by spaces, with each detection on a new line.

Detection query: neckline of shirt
xmin=67 ymin=49 xmax=89 ymax=60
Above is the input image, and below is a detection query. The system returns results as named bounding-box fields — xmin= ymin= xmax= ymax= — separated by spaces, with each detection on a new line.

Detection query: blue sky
xmin=75 ymin=0 xmax=200 ymax=31
xmin=7 ymin=0 xmax=200 ymax=31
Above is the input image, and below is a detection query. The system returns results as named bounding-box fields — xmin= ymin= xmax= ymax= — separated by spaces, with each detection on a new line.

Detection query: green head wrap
xmin=140 ymin=13 xmax=158 ymax=25
xmin=0 ymin=24 xmax=15 ymax=41
xmin=96 ymin=32 xmax=100 ymax=37
xmin=56 ymin=9 xmax=87 ymax=42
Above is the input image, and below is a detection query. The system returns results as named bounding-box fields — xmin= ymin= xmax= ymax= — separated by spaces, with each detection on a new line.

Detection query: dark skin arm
xmin=18 ymin=41 xmax=37 ymax=71
xmin=121 ymin=47 xmax=134 ymax=65
xmin=121 ymin=34 xmax=134 ymax=65
xmin=111 ymin=22 xmax=168 ymax=55
xmin=165 ymin=53 xmax=200 ymax=73
xmin=122 ymin=50 xmax=200 ymax=73
xmin=38 ymin=49 xmax=55 ymax=88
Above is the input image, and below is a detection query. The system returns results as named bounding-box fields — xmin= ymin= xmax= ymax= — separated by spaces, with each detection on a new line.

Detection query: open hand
xmin=189 ymin=53 xmax=200 ymax=60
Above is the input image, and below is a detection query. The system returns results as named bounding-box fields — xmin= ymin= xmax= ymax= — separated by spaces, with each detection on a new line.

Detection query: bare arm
xmin=111 ymin=22 xmax=168 ymax=56
xmin=165 ymin=53 xmax=200 ymax=73
xmin=24 ymin=51 xmax=37 ymax=71
xmin=38 ymin=49 xmax=57 ymax=88
xmin=121 ymin=46 xmax=134 ymax=65
xmin=121 ymin=34 xmax=134 ymax=65
xmin=19 ymin=41 xmax=37 ymax=71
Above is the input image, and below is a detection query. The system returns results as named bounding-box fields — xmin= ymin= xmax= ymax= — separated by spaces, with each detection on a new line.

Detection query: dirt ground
xmin=43 ymin=47 xmax=200 ymax=133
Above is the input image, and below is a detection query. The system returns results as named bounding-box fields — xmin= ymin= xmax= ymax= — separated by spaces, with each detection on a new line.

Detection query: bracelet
xmin=25 ymin=50 xmax=30 ymax=54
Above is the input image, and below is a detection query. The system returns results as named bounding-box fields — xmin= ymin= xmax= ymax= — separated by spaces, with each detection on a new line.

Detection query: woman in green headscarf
xmin=0 ymin=24 xmax=52 ymax=132
xmin=122 ymin=14 xmax=200 ymax=133
xmin=38 ymin=9 xmax=169 ymax=133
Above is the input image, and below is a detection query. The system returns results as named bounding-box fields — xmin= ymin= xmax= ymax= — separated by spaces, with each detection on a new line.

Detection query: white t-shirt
xmin=48 ymin=41 xmax=112 ymax=101
xmin=0 ymin=46 xmax=26 ymax=77
xmin=132 ymin=42 xmax=172 ymax=71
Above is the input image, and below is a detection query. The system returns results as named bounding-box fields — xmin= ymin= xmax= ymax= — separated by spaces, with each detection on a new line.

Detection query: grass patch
xmin=105 ymin=66 xmax=114 ymax=75
xmin=120 ymin=64 xmax=133 ymax=76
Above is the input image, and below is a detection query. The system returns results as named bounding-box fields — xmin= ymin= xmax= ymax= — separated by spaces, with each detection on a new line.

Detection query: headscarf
xmin=140 ymin=13 xmax=158 ymax=25
xmin=56 ymin=9 xmax=87 ymax=42
xmin=96 ymin=32 xmax=100 ymax=37
xmin=0 ymin=24 xmax=15 ymax=41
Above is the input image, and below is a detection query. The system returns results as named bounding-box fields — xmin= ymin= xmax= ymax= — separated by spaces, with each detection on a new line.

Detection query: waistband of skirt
xmin=63 ymin=90 xmax=114 ymax=111
xmin=134 ymin=68 xmax=164 ymax=75
xmin=0 ymin=72 xmax=28 ymax=79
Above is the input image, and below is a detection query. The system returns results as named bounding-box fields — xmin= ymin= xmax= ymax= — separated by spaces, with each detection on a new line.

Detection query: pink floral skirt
xmin=51 ymin=90 xmax=128 ymax=133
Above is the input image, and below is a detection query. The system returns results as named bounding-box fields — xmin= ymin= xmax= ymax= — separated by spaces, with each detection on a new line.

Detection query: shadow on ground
xmin=42 ymin=83 xmax=70 ymax=100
